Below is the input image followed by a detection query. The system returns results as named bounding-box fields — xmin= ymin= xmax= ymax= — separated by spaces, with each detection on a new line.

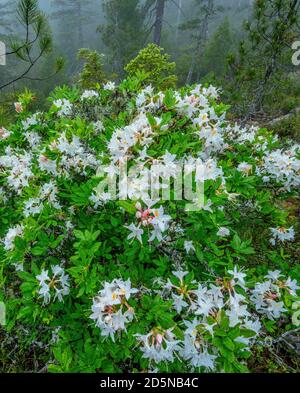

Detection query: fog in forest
xmin=1 ymin=1 xmax=254 ymax=85
xmin=0 ymin=0 xmax=299 ymax=126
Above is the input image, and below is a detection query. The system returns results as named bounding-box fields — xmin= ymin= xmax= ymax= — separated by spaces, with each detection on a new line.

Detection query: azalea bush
xmin=0 ymin=76 xmax=299 ymax=373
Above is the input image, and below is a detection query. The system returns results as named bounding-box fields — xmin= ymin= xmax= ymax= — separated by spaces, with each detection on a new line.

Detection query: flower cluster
xmin=36 ymin=265 xmax=70 ymax=305
xmin=23 ymin=180 xmax=61 ymax=217
xmin=0 ymin=149 xmax=33 ymax=193
xmin=250 ymin=270 xmax=299 ymax=319
xmin=258 ymin=148 xmax=300 ymax=190
xmin=125 ymin=202 xmax=172 ymax=244
xmin=90 ymin=279 xmax=138 ymax=341
xmin=53 ymin=99 xmax=73 ymax=117
xmin=91 ymin=267 xmax=298 ymax=370
xmin=135 ymin=328 xmax=181 ymax=363
xmin=269 ymin=226 xmax=295 ymax=245
xmin=3 ymin=224 xmax=24 ymax=251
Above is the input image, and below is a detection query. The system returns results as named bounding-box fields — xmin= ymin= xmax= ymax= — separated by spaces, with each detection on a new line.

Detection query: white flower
xmin=180 ymin=320 xmax=217 ymax=370
xmin=172 ymin=270 xmax=189 ymax=283
xmin=125 ymin=223 xmax=144 ymax=244
xmin=90 ymin=279 xmax=137 ymax=341
xmin=107 ymin=113 xmax=153 ymax=162
xmin=270 ymin=226 xmax=295 ymax=245
xmin=258 ymin=149 xmax=300 ymax=190
xmin=250 ymin=275 xmax=288 ymax=319
xmin=39 ymin=154 xmax=58 ymax=176
xmin=0 ymin=151 xmax=33 ymax=193
xmin=226 ymin=301 xmax=250 ymax=327
xmin=172 ymin=293 xmax=189 ymax=314
xmin=267 ymin=300 xmax=287 ymax=319
xmin=90 ymin=192 xmax=111 ymax=208
xmin=93 ymin=120 xmax=104 ymax=133
xmin=23 ymin=181 xmax=60 ymax=217
xmin=53 ymin=99 xmax=73 ymax=117
xmin=13 ymin=262 xmax=24 ymax=272
xmin=217 ymin=227 xmax=230 ymax=237
xmin=135 ymin=328 xmax=181 ymax=363
xmin=0 ymin=127 xmax=11 ymax=139
xmin=80 ymin=90 xmax=99 ymax=100
xmin=24 ymin=131 xmax=42 ymax=149
xmin=228 ymin=266 xmax=247 ymax=289
xmin=22 ymin=113 xmax=39 ymax=130
xmin=266 ymin=270 xmax=283 ymax=281
xmin=149 ymin=226 xmax=164 ymax=242
xmin=103 ymin=81 xmax=116 ymax=91
xmin=115 ymin=278 xmax=139 ymax=300
xmin=23 ymin=198 xmax=43 ymax=217
xmin=237 ymin=162 xmax=252 ymax=175
xmin=3 ymin=225 xmax=24 ymax=251
xmin=150 ymin=206 xmax=171 ymax=232
xmin=285 ymin=277 xmax=299 ymax=296
xmin=162 ymin=151 xmax=176 ymax=165
xmin=243 ymin=318 xmax=261 ymax=336
xmin=36 ymin=265 xmax=70 ymax=305
xmin=184 ymin=240 xmax=195 ymax=254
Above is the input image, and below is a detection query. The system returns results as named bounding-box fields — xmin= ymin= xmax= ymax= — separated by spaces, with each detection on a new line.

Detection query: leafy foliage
xmin=76 ymin=49 xmax=107 ymax=90
xmin=125 ymin=43 xmax=177 ymax=89
xmin=0 ymin=73 xmax=299 ymax=372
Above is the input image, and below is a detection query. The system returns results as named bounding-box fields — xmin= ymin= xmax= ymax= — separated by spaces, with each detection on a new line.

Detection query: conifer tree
xmin=226 ymin=0 xmax=300 ymax=118
xmin=0 ymin=0 xmax=63 ymax=91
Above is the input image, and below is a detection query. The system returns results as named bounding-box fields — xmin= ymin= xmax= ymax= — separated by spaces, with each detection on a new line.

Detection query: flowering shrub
xmin=0 ymin=77 xmax=299 ymax=372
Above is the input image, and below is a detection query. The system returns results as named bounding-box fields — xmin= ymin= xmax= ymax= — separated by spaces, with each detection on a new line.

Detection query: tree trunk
xmin=186 ymin=0 xmax=214 ymax=84
xmin=153 ymin=0 xmax=165 ymax=46
xmin=175 ymin=0 xmax=182 ymax=44
xmin=77 ymin=0 xmax=84 ymax=47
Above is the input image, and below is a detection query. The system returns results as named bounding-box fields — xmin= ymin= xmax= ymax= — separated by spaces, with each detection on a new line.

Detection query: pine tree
xmin=76 ymin=48 xmax=106 ymax=89
xmin=0 ymin=0 xmax=63 ymax=91
xmin=226 ymin=0 xmax=300 ymax=119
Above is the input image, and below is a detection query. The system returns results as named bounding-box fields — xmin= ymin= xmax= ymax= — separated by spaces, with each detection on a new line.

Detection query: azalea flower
xmin=90 ymin=279 xmax=138 ymax=341
xmin=184 ymin=240 xmax=195 ymax=254
xmin=237 ymin=162 xmax=252 ymax=175
xmin=125 ymin=223 xmax=144 ymax=244
xmin=0 ymin=127 xmax=11 ymax=139
xmin=217 ymin=227 xmax=230 ymax=237
xmin=270 ymin=226 xmax=295 ymax=245
xmin=180 ymin=319 xmax=217 ymax=370
xmin=103 ymin=81 xmax=116 ymax=91
xmin=135 ymin=328 xmax=181 ymax=363
xmin=22 ymin=113 xmax=39 ymax=130
xmin=228 ymin=266 xmax=247 ymax=289
xmin=36 ymin=265 xmax=70 ymax=305
xmin=53 ymin=99 xmax=72 ymax=117
xmin=80 ymin=90 xmax=99 ymax=100
xmin=3 ymin=225 xmax=24 ymax=251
